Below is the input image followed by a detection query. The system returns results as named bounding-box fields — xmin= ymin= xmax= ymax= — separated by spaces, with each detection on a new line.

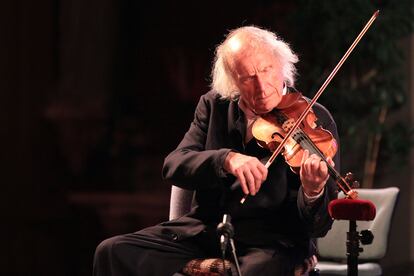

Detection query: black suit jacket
xmin=161 ymin=90 xmax=339 ymax=251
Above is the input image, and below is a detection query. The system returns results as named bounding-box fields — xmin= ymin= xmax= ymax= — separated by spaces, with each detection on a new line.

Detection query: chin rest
xmin=328 ymin=198 xmax=376 ymax=221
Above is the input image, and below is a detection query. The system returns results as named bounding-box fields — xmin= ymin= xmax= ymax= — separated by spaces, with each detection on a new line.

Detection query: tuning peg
xmin=345 ymin=172 xmax=354 ymax=182
xmin=352 ymin=181 xmax=360 ymax=189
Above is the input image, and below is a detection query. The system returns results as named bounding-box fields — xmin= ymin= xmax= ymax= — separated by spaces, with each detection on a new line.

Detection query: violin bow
xmin=241 ymin=10 xmax=380 ymax=204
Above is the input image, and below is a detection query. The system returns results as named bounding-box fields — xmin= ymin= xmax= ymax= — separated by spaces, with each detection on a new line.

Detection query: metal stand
xmin=346 ymin=220 xmax=374 ymax=276
xmin=229 ymin=238 xmax=242 ymax=276
xmin=347 ymin=221 xmax=359 ymax=276
xmin=218 ymin=214 xmax=242 ymax=276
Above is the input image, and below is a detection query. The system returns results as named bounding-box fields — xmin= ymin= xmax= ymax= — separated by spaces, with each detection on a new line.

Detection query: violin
xmin=252 ymin=92 xmax=359 ymax=199
xmin=252 ymin=93 xmax=337 ymax=172
xmin=240 ymin=10 xmax=380 ymax=204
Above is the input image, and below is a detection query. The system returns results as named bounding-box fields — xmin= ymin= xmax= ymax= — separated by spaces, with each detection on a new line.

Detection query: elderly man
xmin=93 ymin=26 xmax=339 ymax=276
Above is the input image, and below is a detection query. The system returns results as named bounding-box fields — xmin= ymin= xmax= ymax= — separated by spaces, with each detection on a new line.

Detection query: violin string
xmin=301 ymin=132 xmax=352 ymax=193
xmin=294 ymin=128 xmax=352 ymax=192
xmin=277 ymin=111 xmax=352 ymax=193
xmin=294 ymin=129 xmax=336 ymax=176
xmin=300 ymin=130 xmax=351 ymax=194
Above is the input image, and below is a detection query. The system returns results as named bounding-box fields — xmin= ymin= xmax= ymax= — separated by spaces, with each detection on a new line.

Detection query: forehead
xmin=230 ymin=46 xmax=280 ymax=73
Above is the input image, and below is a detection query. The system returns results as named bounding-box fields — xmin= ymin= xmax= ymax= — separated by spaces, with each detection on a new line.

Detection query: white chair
xmin=169 ymin=185 xmax=195 ymax=220
xmin=316 ymin=187 xmax=399 ymax=276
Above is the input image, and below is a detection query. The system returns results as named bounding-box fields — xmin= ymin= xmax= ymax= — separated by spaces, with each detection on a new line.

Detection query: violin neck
xmin=275 ymin=110 xmax=355 ymax=197
xmin=292 ymin=128 xmax=354 ymax=195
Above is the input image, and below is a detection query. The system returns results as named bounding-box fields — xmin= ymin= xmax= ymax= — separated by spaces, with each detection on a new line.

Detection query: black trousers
xmin=93 ymin=223 xmax=305 ymax=276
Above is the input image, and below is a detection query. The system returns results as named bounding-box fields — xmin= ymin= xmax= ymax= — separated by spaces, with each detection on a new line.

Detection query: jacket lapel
xmin=227 ymin=98 xmax=246 ymax=152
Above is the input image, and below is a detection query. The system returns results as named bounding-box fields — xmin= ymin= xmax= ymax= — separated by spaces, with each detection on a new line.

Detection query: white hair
xmin=211 ymin=26 xmax=299 ymax=99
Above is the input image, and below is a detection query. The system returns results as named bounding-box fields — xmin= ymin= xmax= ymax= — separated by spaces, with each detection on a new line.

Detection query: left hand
xmin=300 ymin=150 xmax=334 ymax=196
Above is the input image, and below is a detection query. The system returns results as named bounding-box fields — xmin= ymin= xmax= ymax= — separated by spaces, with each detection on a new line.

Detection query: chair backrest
xmin=169 ymin=185 xmax=195 ymax=220
xmin=317 ymin=187 xmax=399 ymax=260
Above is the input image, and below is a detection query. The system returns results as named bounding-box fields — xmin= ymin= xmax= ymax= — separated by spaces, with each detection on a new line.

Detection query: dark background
xmin=1 ymin=0 xmax=413 ymax=275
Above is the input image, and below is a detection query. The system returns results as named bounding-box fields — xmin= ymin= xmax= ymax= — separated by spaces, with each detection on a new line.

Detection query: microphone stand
xmin=229 ymin=238 xmax=242 ymax=276
xmin=217 ymin=214 xmax=242 ymax=276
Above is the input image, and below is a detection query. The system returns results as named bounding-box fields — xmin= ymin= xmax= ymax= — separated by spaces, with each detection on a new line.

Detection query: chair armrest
xmin=169 ymin=185 xmax=195 ymax=220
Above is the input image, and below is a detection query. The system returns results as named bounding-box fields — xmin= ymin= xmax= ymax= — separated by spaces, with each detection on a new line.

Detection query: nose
xmin=255 ymin=74 xmax=268 ymax=97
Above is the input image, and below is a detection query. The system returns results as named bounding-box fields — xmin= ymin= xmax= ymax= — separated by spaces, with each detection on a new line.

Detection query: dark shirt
xmin=162 ymin=90 xmax=339 ymax=250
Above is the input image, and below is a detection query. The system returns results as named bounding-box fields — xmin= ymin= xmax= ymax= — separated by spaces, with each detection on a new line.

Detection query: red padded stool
xmin=328 ymin=198 xmax=376 ymax=276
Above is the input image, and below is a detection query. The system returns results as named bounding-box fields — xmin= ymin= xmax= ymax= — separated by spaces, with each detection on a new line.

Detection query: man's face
xmin=231 ymin=46 xmax=284 ymax=115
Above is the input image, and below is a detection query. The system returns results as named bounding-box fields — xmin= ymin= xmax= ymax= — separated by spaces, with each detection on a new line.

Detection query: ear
xmin=282 ymin=82 xmax=287 ymax=95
